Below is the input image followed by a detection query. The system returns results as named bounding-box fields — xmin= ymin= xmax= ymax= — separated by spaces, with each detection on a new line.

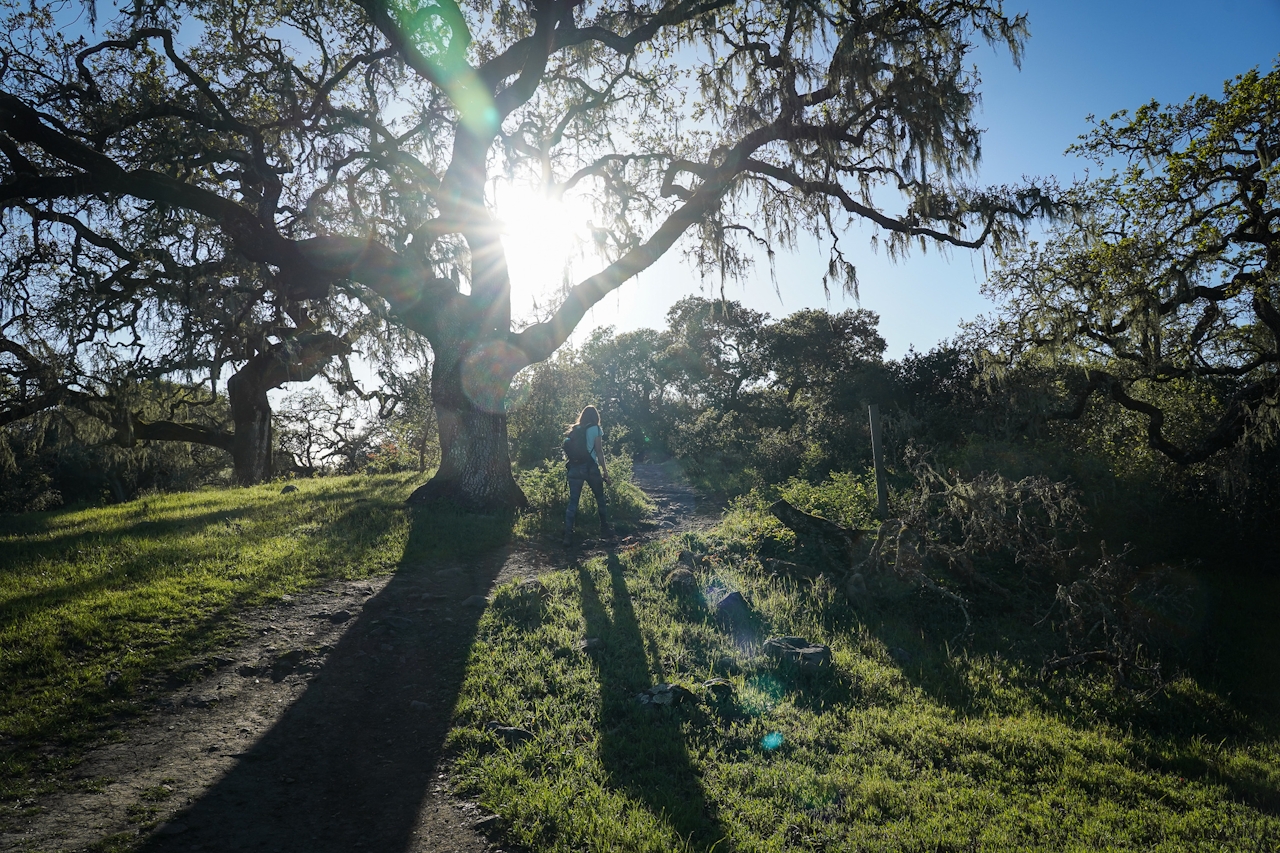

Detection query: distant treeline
xmin=5 ymin=292 xmax=1278 ymax=566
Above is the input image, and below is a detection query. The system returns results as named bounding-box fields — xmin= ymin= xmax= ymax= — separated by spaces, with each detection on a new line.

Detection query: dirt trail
xmin=3 ymin=463 xmax=717 ymax=853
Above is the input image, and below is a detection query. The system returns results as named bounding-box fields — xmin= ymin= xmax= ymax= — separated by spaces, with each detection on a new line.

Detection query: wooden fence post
xmin=868 ymin=404 xmax=888 ymax=518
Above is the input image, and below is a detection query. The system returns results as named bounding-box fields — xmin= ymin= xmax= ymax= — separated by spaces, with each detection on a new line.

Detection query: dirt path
xmin=2 ymin=463 xmax=717 ymax=853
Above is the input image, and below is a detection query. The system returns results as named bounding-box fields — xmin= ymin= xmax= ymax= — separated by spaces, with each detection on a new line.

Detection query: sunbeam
xmin=494 ymin=182 xmax=595 ymax=324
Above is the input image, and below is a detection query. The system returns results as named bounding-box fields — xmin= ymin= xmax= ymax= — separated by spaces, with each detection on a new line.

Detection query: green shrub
xmin=507 ymin=349 xmax=591 ymax=468
xmin=777 ymin=470 xmax=881 ymax=530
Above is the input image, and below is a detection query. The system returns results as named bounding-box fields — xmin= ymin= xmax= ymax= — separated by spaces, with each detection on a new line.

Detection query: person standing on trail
xmin=563 ymin=405 xmax=612 ymax=546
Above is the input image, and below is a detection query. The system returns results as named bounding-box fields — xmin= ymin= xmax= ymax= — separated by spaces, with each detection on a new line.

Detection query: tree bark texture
xmin=227 ymin=366 xmax=274 ymax=486
xmin=406 ymin=347 xmax=527 ymax=511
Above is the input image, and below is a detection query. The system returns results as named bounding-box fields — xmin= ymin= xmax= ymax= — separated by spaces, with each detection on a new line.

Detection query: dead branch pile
xmin=1040 ymin=545 xmax=1194 ymax=687
xmin=769 ymin=455 xmax=1084 ymax=638
xmin=900 ymin=461 xmax=1082 ymax=593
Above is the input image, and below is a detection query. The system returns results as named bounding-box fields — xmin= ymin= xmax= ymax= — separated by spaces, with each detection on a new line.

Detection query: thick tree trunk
xmin=406 ymin=348 xmax=527 ymax=511
xmin=223 ymin=331 xmax=349 ymax=485
xmin=227 ymin=367 xmax=273 ymax=486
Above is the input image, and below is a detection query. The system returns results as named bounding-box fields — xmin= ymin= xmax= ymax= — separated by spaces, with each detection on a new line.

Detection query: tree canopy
xmin=1 ymin=0 xmax=1051 ymax=507
xmin=985 ymin=60 xmax=1280 ymax=465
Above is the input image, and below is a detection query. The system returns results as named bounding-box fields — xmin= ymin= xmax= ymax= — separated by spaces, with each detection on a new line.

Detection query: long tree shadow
xmin=578 ymin=553 xmax=725 ymax=850
xmin=135 ymin=507 xmax=514 ymax=853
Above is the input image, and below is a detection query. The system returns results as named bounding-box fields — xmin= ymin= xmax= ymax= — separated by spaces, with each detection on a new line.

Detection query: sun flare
xmin=494 ymin=183 xmax=595 ymax=322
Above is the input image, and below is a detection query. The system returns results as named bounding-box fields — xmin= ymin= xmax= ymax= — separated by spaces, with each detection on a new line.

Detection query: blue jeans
xmin=565 ymin=462 xmax=608 ymax=533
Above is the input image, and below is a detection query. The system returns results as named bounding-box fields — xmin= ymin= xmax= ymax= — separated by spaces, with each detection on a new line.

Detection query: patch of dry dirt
xmin=1 ymin=463 xmax=716 ymax=853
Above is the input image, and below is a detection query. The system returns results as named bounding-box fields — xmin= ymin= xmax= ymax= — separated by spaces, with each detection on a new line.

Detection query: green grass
xmin=515 ymin=454 xmax=655 ymax=538
xmin=7 ymin=467 xmax=1280 ymax=851
xmin=449 ymin=533 xmax=1280 ymax=852
xmin=0 ymin=471 xmax=517 ymax=808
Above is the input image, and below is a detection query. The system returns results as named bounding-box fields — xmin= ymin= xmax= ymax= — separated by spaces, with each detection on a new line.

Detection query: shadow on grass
xmin=128 ymin=506 xmax=515 ymax=853
xmin=0 ymin=494 xmax=404 ymax=650
xmin=1 ymin=499 xmax=424 ymax=807
xmin=0 ymin=478 xmax=407 ymax=570
xmin=578 ymin=554 xmax=726 ymax=850
xmin=850 ymin=580 xmax=1280 ymax=819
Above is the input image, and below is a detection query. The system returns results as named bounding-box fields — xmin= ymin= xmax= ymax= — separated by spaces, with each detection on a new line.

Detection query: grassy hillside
xmin=450 ymin=532 xmax=1280 ymax=852
xmin=4 ymin=474 xmax=1280 ymax=851
xmin=0 ymin=474 xmax=429 ymax=800
xmin=0 ymin=467 xmax=651 ymax=810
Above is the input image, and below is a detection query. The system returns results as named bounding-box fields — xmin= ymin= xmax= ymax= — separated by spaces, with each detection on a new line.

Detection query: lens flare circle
xmin=460 ymin=341 xmax=527 ymax=414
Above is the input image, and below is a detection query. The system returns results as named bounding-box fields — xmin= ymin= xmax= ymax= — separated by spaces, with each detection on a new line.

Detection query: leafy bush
xmin=0 ymin=408 xmax=230 ymax=511
xmin=713 ymin=470 xmax=882 ymax=561
xmin=671 ymin=407 xmax=809 ymax=496
xmin=777 ymin=470 xmax=882 ymax=530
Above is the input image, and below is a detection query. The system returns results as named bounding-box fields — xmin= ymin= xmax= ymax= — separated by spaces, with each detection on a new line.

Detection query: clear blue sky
xmin=579 ymin=0 xmax=1280 ymax=358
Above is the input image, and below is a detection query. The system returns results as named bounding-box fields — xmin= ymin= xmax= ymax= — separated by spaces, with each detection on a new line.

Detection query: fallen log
xmin=768 ymin=499 xmax=867 ymax=569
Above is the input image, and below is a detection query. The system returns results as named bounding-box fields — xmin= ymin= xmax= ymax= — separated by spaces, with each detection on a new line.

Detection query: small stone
xmin=516 ymin=578 xmax=548 ymax=598
xmin=765 ymin=635 xmax=810 ymax=650
xmin=275 ymin=649 xmax=305 ymax=667
xmin=104 ymin=670 xmax=121 ymax=689
xmin=702 ymin=677 xmax=734 ymax=699
xmin=484 ymin=722 xmax=534 ymax=745
xmin=211 ymin=656 xmax=236 ymax=668
xmin=637 ymin=683 xmax=696 ymax=707
xmin=888 ymin=647 xmax=913 ymax=665
xmin=280 ymin=484 xmax=299 ymax=494
xmin=574 ymin=637 xmax=602 ymax=652
xmin=237 ymin=664 xmax=261 ymax=677
xmin=328 ymin=609 xmax=353 ymax=623
xmin=713 ymin=591 xmax=752 ymax=625
xmin=763 ymin=636 xmax=832 ymax=672
xmin=846 ymin=572 xmax=868 ymax=599
xmin=410 ymin=700 xmax=430 ymax=710
xmin=461 ymin=595 xmax=488 ymax=608
xmin=665 ymin=568 xmax=697 ymax=593
xmin=156 ymin=821 xmax=189 ymax=835
xmin=435 ymin=567 xmax=465 ymax=579
xmin=183 ymin=695 xmax=218 ymax=709
xmin=473 ymin=814 xmax=500 ymax=829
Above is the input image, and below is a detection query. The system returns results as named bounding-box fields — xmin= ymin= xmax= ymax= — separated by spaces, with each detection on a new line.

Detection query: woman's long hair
xmin=573 ymin=405 xmax=600 ymax=428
